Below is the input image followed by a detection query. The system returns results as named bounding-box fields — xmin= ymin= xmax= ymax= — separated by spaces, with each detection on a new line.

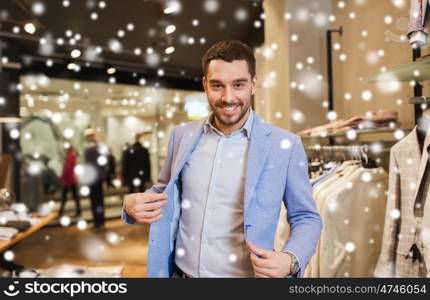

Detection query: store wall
xmin=287 ymin=0 xmax=332 ymax=133
xmin=331 ymin=0 xmax=430 ymax=130
xmin=255 ymin=0 xmax=290 ymax=129
xmin=256 ymin=0 xmax=330 ymax=133
xmin=257 ymin=0 xmax=430 ymax=134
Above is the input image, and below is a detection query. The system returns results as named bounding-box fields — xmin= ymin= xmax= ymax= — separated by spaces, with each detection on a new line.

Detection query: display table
xmin=0 ymin=212 xmax=58 ymax=253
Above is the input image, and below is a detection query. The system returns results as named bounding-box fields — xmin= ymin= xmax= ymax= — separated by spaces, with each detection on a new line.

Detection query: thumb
xmin=246 ymin=242 xmax=270 ymax=258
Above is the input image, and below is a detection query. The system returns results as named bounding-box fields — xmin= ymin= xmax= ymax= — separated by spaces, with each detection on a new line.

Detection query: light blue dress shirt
xmin=175 ymin=109 xmax=255 ymax=277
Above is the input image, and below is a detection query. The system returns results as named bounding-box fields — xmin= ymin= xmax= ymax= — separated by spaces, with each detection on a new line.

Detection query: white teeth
xmin=224 ymin=106 xmax=235 ymax=111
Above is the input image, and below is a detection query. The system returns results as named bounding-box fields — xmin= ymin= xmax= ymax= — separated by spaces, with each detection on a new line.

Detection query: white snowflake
xmin=345 ymin=242 xmax=355 ymax=253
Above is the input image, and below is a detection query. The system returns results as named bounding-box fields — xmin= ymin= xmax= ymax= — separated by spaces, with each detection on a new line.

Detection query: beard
xmin=210 ymin=100 xmax=250 ymax=127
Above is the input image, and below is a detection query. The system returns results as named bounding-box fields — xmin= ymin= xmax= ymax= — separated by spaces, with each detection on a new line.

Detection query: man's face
xmin=86 ymin=134 xmax=96 ymax=142
xmin=203 ymin=59 xmax=256 ymax=128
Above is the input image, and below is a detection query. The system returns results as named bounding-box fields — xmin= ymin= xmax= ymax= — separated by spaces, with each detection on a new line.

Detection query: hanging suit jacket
xmin=408 ymin=0 xmax=430 ymax=37
xmin=306 ymin=162 xmax=360 ymax=277
xmin=123 ymin=112 xmax=322 ymax=277
xmin=375 ymin=127 xmax=430 ymax=277
xmin=319 ymin=167 xmax=388 ymax=277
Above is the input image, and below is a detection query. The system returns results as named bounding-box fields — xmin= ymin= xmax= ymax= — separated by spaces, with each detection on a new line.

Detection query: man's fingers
xmin=250 ymin=254 xmax=273 ymax=268
xmin=134 ymin=193 xmax=167 ymax=204
xmin=253 ymin=266 xmax=274 ymax=278
xmin=135 ymin=213 xmax=163 ymax=224
xmin=145 ymin=193 xmax=168 ymax=202
xmin=133 ymin=201 xmax=166 ymax=214
xmin=144 ymin=199 xmax=168 ymax=211
xmin=246 ymin=242 xmax=271 ymax=259
xmin=136 ymin=208 xmax=162 ymax=219
xmin=254 ymin=271 xmax=270 ymax=278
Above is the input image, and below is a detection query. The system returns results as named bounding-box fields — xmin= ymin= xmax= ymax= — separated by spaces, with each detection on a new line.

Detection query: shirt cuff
xmin=121 ymin=207 xmax=135 ymax=225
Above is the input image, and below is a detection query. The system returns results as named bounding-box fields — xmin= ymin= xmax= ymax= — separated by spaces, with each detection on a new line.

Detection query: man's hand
xmin=246 ymin=242 xmax=292 ymax=278
xmin=124 ymin=193 xmax=168 ymax=224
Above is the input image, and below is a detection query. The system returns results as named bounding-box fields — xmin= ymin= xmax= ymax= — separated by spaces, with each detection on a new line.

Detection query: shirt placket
xmin=198 ymin=133 xmax=225 ymax=277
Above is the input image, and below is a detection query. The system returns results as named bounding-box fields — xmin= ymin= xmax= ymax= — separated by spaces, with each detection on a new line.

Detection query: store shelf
xmin=301 ymin=127 xmax=411 ymax=139
xmin=409 ymin=96 xmax=430 ymax=104
xmin=0 ymin=212 xmax=58 ymax=252
xmin=363 ymin=54 xmax=430 ymax=82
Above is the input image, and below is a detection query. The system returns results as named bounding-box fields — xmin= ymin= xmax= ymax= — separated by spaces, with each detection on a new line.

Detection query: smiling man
xmin=123 ymin=40 xmax=322 ymax=278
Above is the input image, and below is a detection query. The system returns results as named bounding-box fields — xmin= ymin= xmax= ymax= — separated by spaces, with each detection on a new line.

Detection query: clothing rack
xmin=305 ymin=145 xmax=389 ymax=167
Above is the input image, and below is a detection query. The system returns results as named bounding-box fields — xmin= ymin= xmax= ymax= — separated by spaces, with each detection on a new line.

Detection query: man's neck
xmin=212 ymin=109 xmax=250 ymax=136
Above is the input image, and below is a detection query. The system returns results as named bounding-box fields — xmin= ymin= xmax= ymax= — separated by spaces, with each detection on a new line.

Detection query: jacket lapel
xmin=412 ymin=127 xmax=430 ymax=207
xmin=244 ymin=114 xmax=272 ymax=214
xmin=171 ymin=120 xmax=205 ymax=180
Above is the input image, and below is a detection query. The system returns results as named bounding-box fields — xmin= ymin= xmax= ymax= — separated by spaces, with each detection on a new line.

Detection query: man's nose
xmin=221 ymin=86 xmax=235 ymax=103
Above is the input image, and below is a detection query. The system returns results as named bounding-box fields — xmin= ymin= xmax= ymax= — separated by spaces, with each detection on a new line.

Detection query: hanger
xmin=360 ymin=145 xmax=377 ymax=169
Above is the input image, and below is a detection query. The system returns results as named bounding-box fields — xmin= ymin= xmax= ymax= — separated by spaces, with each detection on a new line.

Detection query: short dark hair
xmin=202 ymin=40 xmax=256 ymax=77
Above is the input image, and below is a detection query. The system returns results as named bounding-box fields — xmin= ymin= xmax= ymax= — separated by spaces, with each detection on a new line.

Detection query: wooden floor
xmin=9 ymin=218 xmax=150 ymax=278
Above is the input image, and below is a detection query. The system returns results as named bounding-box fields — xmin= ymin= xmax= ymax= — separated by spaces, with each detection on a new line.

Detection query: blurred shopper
xmin=84 ymin=128 xmax=107 ymax=232
xmin=59 ymin=145 xmax=81 ymax=218
xmin=122 ymin=133 xmax=151 ymax=193
xmin=106 ymin=147 xmax=116 ymax=189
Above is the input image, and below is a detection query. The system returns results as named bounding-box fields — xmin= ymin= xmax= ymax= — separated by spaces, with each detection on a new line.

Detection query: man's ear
xmin=251 ymin=76 xmax=257 ymax=95
xmin=202 ymin=76 xmax=207 ymax=93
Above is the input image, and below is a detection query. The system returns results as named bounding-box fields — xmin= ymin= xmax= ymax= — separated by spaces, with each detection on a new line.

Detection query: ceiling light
xmin=67 ymin=63 xmax=77 ymax=70
xmin=165 ymin=25 xmax=176 ymax=35
xmin=70 ymin=49 xmax=81 ymax=58
xmin=32 ymin=2 xmax=45 ymax=16
xmin=165 ymin=46 xmax=175 ymax=54
xmin=24 ymin=23 xmax=36 ymax=35
xmin=164 ymin=0 xmax=181 ymax=14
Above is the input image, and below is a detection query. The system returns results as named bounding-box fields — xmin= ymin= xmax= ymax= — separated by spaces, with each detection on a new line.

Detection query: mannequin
xmin=376 ymin=110 xmax=430 ymax=277
xmin=408 ymin=0 xmax=430 ymax=47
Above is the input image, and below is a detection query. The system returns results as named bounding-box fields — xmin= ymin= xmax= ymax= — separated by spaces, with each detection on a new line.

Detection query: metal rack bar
xmin=408 ymin=96 xmax=430 ymax=105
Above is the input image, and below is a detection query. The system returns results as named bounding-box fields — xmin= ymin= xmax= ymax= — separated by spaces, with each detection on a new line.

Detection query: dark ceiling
xmin=0 ymin=0 xmax=265 ymax=82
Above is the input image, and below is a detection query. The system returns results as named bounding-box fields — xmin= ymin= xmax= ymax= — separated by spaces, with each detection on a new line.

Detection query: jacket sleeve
xmin=407 ymin=0 xmax=427 ymax=37
xmin=374 ymin=150 xmax=400 ymax=277
xmin=282 ymin=136 xmax=323 ymax=278
xmin=122 ymin=128 xmax=177 ymax=225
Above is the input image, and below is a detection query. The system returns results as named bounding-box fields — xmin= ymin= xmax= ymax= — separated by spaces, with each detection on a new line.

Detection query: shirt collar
xmin=204 ymin=108 xmax=253 ymax=139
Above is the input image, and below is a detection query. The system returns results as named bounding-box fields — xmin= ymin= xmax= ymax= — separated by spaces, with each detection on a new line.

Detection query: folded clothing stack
xmin=0 ymin=209 xmax=41 ymax=226
xmin=5 ymin=221 xmax=31 ymax=232
xmin=333 ymin=111 xmax=399 ymax=133
xmin=298 ymin=110 xmax=399 ymax=137
xmin=0 ymin=227 xmax=19 ymax=241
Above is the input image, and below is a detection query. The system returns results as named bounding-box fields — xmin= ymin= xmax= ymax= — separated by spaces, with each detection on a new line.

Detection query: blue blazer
xmin=123 ymin=112 xmax=322 ymax=277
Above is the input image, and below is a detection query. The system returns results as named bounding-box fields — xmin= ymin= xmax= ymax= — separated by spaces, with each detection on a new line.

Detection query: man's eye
xmin=234 ymin=83 xmax=244 ymax=88
xmin=212 ymin=85 xmax=222 ymax=89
